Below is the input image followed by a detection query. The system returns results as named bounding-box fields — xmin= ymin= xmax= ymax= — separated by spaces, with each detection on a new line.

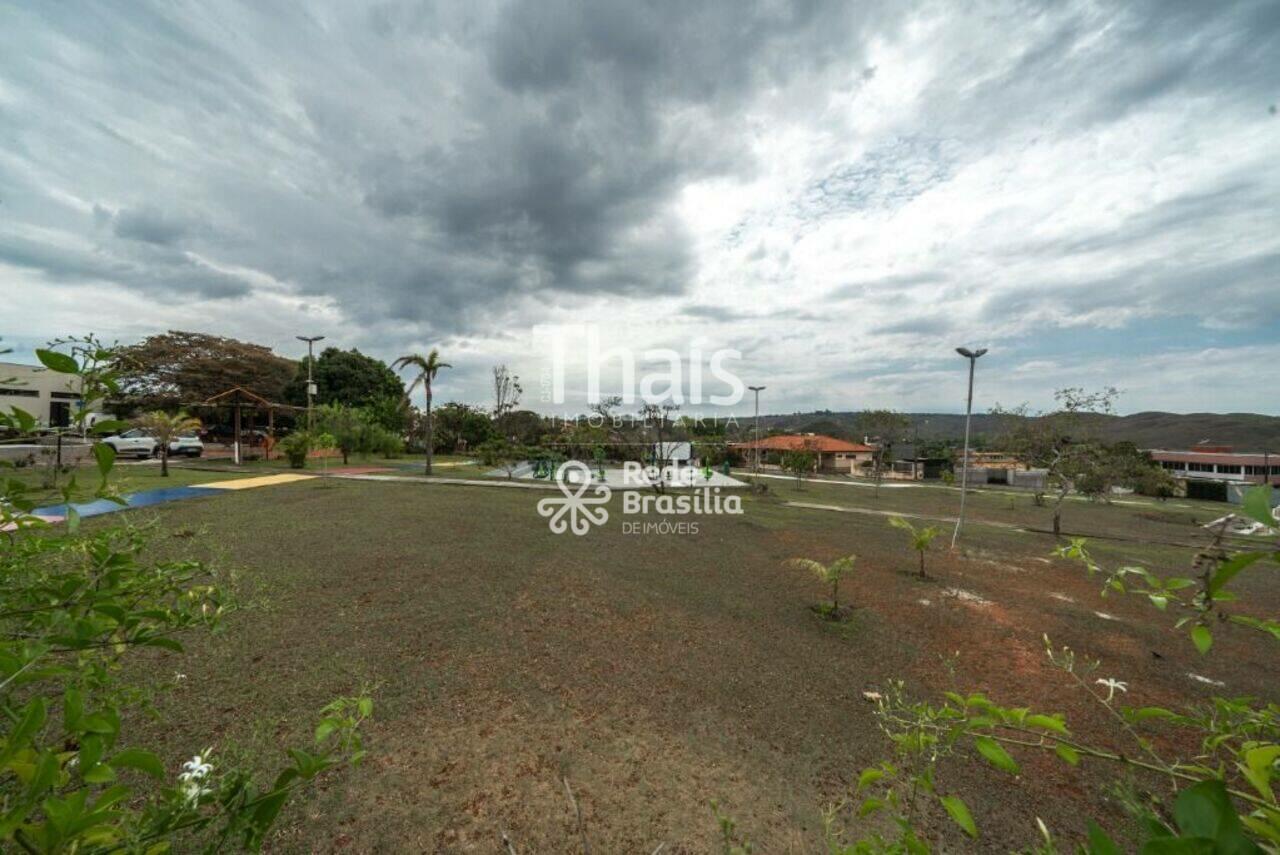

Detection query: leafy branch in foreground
xmin=1 ymin=335 xmax=128 ymax=535
xmin=2 ymin=336 xmax=373 ymax=852
xmin=837 ymin=637 xmax=1278 ymax=852
xmin=1057 ymin=485 xmax=1280 ymax=653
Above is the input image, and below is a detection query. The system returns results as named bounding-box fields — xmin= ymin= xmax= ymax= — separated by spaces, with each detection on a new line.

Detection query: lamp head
xmin=955 ymin=347 xmax=987 ymax=359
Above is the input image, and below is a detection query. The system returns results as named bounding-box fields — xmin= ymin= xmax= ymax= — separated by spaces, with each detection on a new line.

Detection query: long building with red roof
xmin=731 ymin=433 xmax=876 ymax=474
xmin=1149 ymin=443 xmax=1279 ymax=502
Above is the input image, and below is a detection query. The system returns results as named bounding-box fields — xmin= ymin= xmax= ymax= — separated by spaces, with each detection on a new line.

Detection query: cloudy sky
xmin=2 ymin=1 xmax=1277 ymax=416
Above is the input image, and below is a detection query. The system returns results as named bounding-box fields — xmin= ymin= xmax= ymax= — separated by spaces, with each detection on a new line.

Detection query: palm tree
xmin=133 ymin=411 xmax=201 ymax=477
xmin=889 ymin=516 xmax=941 ymax=578
xmin=785 ymin=554 xmax=856 ymax=618
xmin=392 ymin=349 xmax=451 ymax=475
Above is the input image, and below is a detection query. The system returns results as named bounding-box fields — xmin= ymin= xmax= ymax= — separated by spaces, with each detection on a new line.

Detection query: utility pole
xmin=296 ymin=335 xmax=325 ymax=433
xmin=748 ymin=385 xmax=766 ymax=476
xmin=951 ymin=347 xmax=987 ymax=550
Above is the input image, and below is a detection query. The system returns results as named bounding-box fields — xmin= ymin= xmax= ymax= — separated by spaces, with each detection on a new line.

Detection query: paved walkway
xmin=333 ymin=472 xmax=563 ymax=491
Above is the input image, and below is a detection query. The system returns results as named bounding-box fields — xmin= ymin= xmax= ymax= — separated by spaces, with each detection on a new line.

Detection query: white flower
xmin=1095 ymin=678 xmax=1128 ymax=701
xmin=181 ymin=754 xmax=212 ymax=778
xmin=178 ymin=753 xmax=214 ymax=805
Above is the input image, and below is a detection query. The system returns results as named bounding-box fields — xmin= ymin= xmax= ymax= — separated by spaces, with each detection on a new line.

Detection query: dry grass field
xmin=99 ymin=474 xmax=1277 ymax=852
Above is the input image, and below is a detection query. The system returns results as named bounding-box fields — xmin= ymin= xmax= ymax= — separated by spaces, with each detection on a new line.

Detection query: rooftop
xmin=1150 ymin=449 xmax=1275 ymax=465
xmin=732 ymin=434 xmax=874 ymax=453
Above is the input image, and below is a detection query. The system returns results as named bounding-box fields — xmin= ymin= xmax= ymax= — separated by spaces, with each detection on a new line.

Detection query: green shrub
xmin=364 ymin=424 xmax=404 ymax=458
xmin=280 ymin=431 xmax=312 ymax=468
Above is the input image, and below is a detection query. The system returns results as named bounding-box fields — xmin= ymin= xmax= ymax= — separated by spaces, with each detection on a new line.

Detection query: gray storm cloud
xmin=0 ymin=0 xmax=1277 ymax=412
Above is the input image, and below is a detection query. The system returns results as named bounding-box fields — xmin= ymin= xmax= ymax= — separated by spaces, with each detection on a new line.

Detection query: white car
xmin=101 ymin=429 xmax=159 ymax=459
xmin=167 ymin=434 xmax=204 ymax=457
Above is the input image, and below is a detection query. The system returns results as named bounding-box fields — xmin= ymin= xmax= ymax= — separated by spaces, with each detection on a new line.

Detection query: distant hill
xmin=747 ymin=410 xmax=1280 ymax=452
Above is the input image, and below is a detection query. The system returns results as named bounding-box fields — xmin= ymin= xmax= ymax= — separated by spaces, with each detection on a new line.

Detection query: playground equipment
xmin=530 ymin=451 xmax=568 ymax=480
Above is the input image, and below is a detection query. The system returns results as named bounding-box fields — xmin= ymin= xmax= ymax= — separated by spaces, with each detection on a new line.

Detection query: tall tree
xmin=502 ymin=410 xmax=547 ymax=447
xmin=315 ymin=402 xmax=366 ymax=465
xmin=640 ymin=402 xmax=680 ymax=493
xmin=360 ymin=393 xmax=410 ymax=434
xmin=118 ymin=331 xmax=296 ymax=410
xmin=491 ymin=364 xmax=522 ymax=433
xmin=286 ymin=348 xmax=404 ymax=412
xmin=433 ymin=402 xmax=495 ymax=453
xmin=587 ymin=395 xmax=631 ymax=456
xmin=993 ymin=386 xmax=1119 ymax=536
xmin=392 ymin=349 xmax=451 ymax=475
xmin=133 ymin=411 xmax=201 ymax=477
xmin=1075 ymin=441 xmax=1174 ymax=502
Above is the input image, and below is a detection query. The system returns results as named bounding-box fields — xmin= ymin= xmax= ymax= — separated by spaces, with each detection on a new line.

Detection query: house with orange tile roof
xmin=731 ymin=433 xmax=876 ymax=474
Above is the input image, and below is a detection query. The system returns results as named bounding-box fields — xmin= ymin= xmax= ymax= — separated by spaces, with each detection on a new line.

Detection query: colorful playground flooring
xmin=31 ymin=473 xmax=316 ymax=523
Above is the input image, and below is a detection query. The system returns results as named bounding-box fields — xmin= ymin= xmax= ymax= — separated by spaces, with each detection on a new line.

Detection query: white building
xmin=1150 ymin=444 xmax=1279 ymax=504
xmin=0 ymin=361 xmax=100 ymax=429
xmin=653 ymin=441 xmax=693 ymax=464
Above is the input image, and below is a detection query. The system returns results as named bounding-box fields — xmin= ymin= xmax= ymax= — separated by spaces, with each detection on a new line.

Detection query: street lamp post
xmin=296 ymin=335 xmax=325 ymax=433
xmin=748 ymin=385 xmax=766 ymax=476
xmin=951 ymin=347 xmax=987 ymax=549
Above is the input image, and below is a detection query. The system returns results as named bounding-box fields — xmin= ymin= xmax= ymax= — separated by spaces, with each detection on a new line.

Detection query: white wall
xmin=0 ymin=362 xmax=98 ymax=428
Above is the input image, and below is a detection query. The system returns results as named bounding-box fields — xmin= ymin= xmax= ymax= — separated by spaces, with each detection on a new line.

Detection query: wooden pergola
xmin=192 ymin=386 xmax=301 ymax=465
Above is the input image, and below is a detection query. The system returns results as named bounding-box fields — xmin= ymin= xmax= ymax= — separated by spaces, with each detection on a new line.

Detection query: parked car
xmin=199 ymin=427 xmax=270 ymax=447
xmin=100 ymin=429 xmax=159 ymax=459
xmin=167 ymin=434 xmax=204 ymax=457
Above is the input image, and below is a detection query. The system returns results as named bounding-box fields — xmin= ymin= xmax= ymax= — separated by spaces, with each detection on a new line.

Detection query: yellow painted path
xmin=201 ymin=473 xmax=317 ymax=490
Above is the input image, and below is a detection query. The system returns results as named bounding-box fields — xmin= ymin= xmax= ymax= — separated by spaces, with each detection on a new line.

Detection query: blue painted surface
xmin=34 ymin=486 xmax=222 ymax=519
